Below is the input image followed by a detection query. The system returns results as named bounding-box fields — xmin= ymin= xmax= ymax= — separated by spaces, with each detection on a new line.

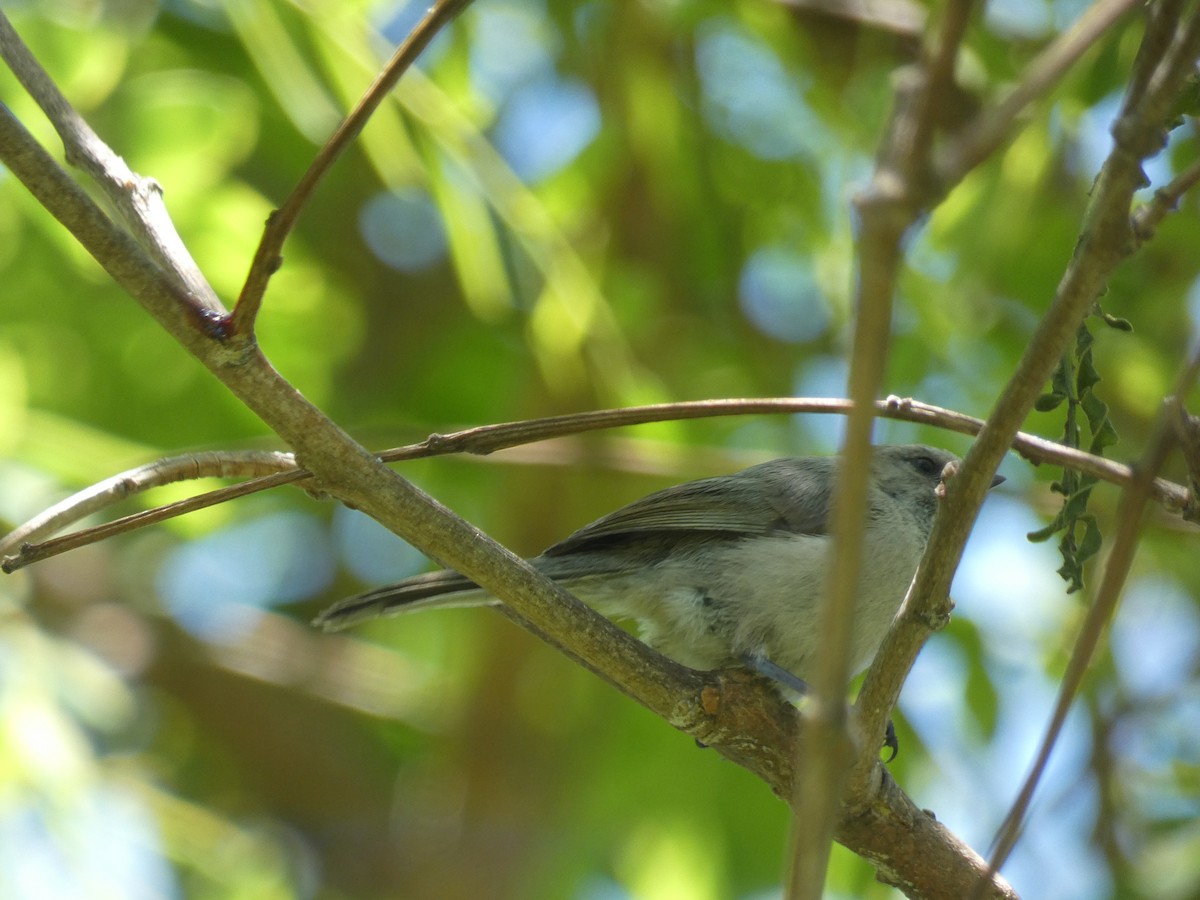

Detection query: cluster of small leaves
xmin=1028 ymin=318 xmax=1124 ymax=592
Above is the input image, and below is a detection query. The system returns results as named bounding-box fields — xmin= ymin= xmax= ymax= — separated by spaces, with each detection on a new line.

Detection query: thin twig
xmin=937 ymin=0 xmax=1141 ymax=187
xmin=908 ymin=0 xmax=974 ymax=169
xmin=1131 ymin=156 xmax=1200 ymax=242
xmin=231 ymin=0 xmax=474 ymax=335
xmin=853 ymin=3 xmax=1200 ymax=841
xmin=0 ymin=452 xmax=300 ymax=564
xmin=981 ymin=340 xmax=1200 ymax=888
xmin=0 ymin=12 xmax=223 ymax=315
xmin=3 ymin=396 xmax=1191 ymax=573
xmin=786 ymin=6 xmax=980 ymax=896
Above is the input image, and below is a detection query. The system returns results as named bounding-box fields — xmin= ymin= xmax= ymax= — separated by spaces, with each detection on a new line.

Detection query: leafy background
xmin=1 ymin=1 xmax=1199 ymax=898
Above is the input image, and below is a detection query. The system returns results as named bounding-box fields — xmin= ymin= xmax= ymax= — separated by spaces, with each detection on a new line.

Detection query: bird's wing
xmin=543 ymin=461 xmax=831 ymax=557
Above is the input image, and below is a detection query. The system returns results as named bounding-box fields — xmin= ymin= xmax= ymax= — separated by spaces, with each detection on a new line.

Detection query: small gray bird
xmin=314 ymin=445 xmax=1003 ymax=690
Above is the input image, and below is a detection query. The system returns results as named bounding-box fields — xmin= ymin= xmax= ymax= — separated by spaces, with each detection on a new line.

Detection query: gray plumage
xmin=314 ymin=444 xmax=993 ymax=684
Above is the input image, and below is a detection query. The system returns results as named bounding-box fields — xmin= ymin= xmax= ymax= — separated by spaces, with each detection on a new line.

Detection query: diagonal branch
xmin=936 ymin=0 xmax=1141 ymax=188
xmin=231 ymin=0 xmax=474 ymax=335
xmin=981 ymin=341 xmax=1200 ymax=891
xmin=0 ymin=12 xmax=223 ymax=315
xmin=854 ymin=5 xmax=1200 ymax=874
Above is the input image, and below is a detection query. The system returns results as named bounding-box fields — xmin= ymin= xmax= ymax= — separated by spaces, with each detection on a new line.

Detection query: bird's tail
xmin=312 ymin=569 xmax=493 ymax=632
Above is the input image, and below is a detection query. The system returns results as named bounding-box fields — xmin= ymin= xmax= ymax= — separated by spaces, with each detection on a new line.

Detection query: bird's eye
xmin=913 ymin=455 xmax=940 ymax=476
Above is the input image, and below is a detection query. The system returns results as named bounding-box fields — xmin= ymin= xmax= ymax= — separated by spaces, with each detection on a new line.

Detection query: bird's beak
xmin=990 ymin=473 xmax=1006 ymax=488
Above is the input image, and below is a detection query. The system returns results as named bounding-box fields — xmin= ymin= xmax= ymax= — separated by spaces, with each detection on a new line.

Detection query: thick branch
xmin=853 ymin=1 xmax=1200 ymax=830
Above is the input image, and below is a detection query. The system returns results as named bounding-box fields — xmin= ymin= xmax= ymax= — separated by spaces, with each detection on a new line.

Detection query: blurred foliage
xmin=1 ymin=1 xmax=1200 ymax=899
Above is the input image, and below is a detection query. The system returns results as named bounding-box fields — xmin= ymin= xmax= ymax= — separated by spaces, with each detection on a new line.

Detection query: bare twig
xmin=854 ymin=0 xmax=1200 ymax=829
xmin=0 ymin=12 xmax=223 ymax=315
xmin=937 ymin=0 xmax=1141 ymax=187
xmin=983 ymin=346 xmax=1200 ymax=888
xmin=0 ymin=451 xmax=299 ymax=565
xmin=3 ymin=396 xmax=1191 ymax=574
xmin=1131 ymin=156 xmax=1200 ymax=242
xmin=786 ymin=6 xmax=983 ymax=896
xmin=231 ymin=0 xmax=474 ymax=335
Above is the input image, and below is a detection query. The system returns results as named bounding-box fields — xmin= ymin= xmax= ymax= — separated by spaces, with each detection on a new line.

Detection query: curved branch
xmin=2 ymin=396 xmax=1191 ymax=573
xmin=0 ymin=451 xmax=298 ymax=564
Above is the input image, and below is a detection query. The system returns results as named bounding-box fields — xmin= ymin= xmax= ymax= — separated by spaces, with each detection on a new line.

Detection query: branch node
xmin=918 ymin=604 xmax=953 ymax=632
xmin=700 ymin=683 xmax=723 ymax=716
xmin=1 ymin=544 xmax=31 ymax=574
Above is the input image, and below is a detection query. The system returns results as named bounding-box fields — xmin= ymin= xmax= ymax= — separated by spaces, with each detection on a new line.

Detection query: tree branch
xmin=0 ymin=12 xmax=223 ymax=315
xmin=1131 ymin=155 xmax=1200 ymax=242
xmin=788 ymin=4 xmax=983 ymax=894
xmin=4 ymin=396 xmax=1191 ymax=572
xmin=231 ymin=0 xmax=474 ymax=335
xmin=982 ymin=343 xmax=1200 ymax=890
xmin=936 ymin=0 xmax=1141 ymax=188
xmin=0 ymin=450 xmax=296 ymax=559
xmin=853 ymin=8 xmax=1200 ymax=877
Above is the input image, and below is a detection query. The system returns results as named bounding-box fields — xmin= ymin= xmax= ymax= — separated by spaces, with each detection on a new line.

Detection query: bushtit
xmin=315 ymin=445 xmax=1003 ymax=692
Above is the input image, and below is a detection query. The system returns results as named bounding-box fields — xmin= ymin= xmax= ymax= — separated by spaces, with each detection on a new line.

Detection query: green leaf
xmin=1036 ymin=392 xmax=1066 ymax=411
xmin=1090 ymin=419 xmax=1120 ymax=452
xmin=1062 ymin=485 xmax=1094 ymax=519
xmin=1032 ymin=319 xmax=1122 ymax=594
xmin=1050 ymin=357 xmax=1075 ymax=401
xmin=1028 ymin=522 xmax=1060 ymax=543
xmin=1099 ymin=312 xmax=1134 ymax=332
xmin=1077 ymin=350 xmax=1102 ymax=396
xmin=1078 ymin=515 xmax=1104 ymax=561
